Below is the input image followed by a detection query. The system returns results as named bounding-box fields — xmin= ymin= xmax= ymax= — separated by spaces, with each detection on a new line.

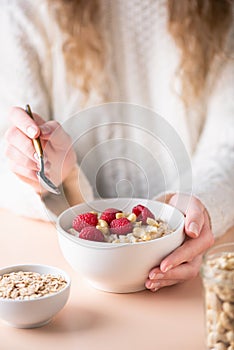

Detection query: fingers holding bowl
xmin=145 ymin=200 xmax=214 ymax=292
xmin=146 ymin=254 xmax=203 ymax=292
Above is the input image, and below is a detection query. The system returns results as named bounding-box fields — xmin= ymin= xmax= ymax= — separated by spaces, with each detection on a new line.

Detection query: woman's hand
xmin=145 ymin=193 xmax=215 ymax=292
xmin=5 ymin=107 xmax=77 ymax=194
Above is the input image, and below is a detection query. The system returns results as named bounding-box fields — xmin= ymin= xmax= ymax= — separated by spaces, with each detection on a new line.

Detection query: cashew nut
xmin=216 ymin=321 xmax=227 ymax=334
xmin=220 ymin=312 xmax=234 ymax=331
xmin=226 ymin=331 xmax=234 ymax=343
xmin=214 ymin=343 xmax=228 ymax=350
xmin=207 ymin=331 xmax=227 ymax=346
xmin=206 ymin=290 xmax=222 ymax=311
xmin=223 ymin=302 xmax=234 ymax=319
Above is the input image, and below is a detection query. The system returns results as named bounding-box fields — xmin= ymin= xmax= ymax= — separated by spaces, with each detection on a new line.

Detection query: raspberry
xmin=110 ymin=217 xmax=133 ymax=235
xmin=140 ymin=207 xmax=155 ymax=224
xmin=72 ymin=212 xmax=98 ymax=232
xmin=100 ymin=208 xmax=122 ymax=225
xmin=132 ymin=204 xmax=155 ymax=225
xmin=79 ymin=226 xmax=105 ymax=242
xmin=132 ymin=204 xmax=145 ymax=217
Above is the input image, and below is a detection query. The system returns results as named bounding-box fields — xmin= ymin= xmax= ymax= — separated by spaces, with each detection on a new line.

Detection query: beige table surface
xmin=0 ymin=209 xmax=233 ymax=350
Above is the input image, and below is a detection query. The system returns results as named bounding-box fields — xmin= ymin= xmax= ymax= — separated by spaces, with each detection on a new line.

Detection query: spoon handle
xmin=25 ymin=104 xmax=43 ymax=158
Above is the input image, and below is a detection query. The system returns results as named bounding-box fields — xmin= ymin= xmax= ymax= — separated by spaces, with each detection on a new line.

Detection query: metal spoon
xmin=25 ymin=104 xmax=60 ymax=195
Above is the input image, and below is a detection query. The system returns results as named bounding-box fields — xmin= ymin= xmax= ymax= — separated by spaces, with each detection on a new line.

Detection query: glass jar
xmin=201 ymin=243 xmax=234 ymax=350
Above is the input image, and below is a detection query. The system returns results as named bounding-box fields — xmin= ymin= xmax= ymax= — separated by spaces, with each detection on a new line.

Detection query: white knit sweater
xmin=0 ymin=0 xmax=234 ymax=237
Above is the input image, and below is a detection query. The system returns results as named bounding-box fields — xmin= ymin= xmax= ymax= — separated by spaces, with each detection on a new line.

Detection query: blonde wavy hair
xmin=50 ymin=0 xmax=233 ymax=107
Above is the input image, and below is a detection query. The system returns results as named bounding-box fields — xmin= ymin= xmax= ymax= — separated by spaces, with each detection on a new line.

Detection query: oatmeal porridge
xmin=69 ymin=204 xmax=174 ymax=243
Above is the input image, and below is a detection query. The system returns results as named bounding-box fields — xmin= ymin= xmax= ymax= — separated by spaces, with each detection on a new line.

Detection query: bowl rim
xmin=56 ymin=198 xmax=185 ymax=249
xmin=0 ymin=264 xmax=71 ymax=303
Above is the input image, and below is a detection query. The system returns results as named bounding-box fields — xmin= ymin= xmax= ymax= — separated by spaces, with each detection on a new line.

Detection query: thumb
xmin=9 ymin=107 xmax=45 ymax=139
xmin=184 ymin=202 xmax=205 ymax=238
xmin=169 ymin=194 xmax=204 ymax=238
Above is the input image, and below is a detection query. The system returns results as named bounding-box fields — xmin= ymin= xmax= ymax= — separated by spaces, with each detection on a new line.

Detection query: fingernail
xmin=151 ymin=287 xmax=159 ymax=292
xmin=149 ymin=272 xmax=164 ymax=280
xmin=146 ymin=281 xmax=155 ymax=289
xmin=149 ymin=272 xmax=156 ymax=280
xmin=188 ymin=222 xmax=199 ymax=237
xmin=40 ymin=124 xmax=51 ymax=135
xmin=162 ymin=264 xmax=173 ymax=273
xmin=150 ymin=282 xmax=161 ymax=289
xmin=33 ymin=152 xmax=39 ymax=161
xmin=27 ymin=126 xmax=38 ymax=138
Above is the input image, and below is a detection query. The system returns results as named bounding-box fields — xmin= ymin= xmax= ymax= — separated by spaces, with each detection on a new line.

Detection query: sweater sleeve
xmin=191 ymin=59 xmax=234 ymax=238
xmin=0 ymin=2 xmax=53 ymax=220
xmin=0 ymin=2 xmax=93 ymax=220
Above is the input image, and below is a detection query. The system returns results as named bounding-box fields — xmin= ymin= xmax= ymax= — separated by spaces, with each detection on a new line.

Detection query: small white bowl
xmin=57 ymin=198 xmax=185 ymax=293
xmin=0 ymin=264 xmax=71 ymax=328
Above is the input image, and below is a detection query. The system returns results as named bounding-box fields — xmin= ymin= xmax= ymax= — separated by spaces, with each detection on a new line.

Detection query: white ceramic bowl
xmin=57 ymin=198 xmax=185 ymax=293
xmin=0 ymin=264 xmax=71 ymax=328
